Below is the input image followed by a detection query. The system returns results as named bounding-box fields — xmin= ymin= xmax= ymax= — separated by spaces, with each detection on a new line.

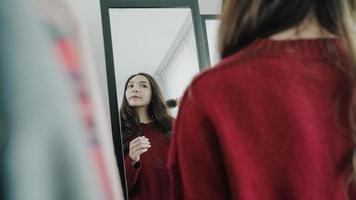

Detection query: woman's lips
xmin=129 ymin=96 xmax=141 ymax=100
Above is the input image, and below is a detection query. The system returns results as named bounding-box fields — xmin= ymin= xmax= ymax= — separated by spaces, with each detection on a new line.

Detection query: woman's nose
xmin=131 ymin=87 xmax=139 ymax=93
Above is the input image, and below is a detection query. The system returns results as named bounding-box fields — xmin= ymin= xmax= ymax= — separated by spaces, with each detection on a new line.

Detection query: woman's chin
xmin=129 ymin=103 xmax=145 ymax=107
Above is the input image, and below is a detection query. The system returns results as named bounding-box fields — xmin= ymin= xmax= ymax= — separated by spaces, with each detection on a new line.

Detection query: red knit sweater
xmin=168 ymin=38 xmax=356 ymax=200
xmin=124 ymin=122 xmax=171 ymax=200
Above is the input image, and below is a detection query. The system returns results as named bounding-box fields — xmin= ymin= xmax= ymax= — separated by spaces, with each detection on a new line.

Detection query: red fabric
xmin=168 ymin=38 xmax=356 ymax=200
xmin=125 ymin=122 xmax=171 ymax=200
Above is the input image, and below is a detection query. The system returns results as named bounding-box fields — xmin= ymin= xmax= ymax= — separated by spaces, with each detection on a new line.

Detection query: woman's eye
xmin=127 ymin=85 xmax=133 ymax=88
xmin=141 ymin=84 xmax=147 ymax=88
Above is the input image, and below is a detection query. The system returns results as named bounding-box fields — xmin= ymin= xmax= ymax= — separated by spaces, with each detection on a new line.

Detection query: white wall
xmin=155 ymin=14 xmax=200 ymax=117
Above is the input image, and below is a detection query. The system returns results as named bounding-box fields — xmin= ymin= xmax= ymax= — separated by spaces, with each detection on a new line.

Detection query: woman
xmin=118 ymin=73 xmax=173 ymax=200
xmin=168 ymin=1 xmax=356 ymax=199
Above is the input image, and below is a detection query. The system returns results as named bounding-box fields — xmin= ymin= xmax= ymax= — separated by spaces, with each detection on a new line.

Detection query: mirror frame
xmin=99 ymin=0 xmax=209 ymax=199
xmin=201 ymin=14 xmax=220 ymax=67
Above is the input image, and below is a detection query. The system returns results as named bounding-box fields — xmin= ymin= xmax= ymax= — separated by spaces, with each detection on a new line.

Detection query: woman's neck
xmin=135 ymin=106 xmax=153 ymax=123
xmin=269 ymin=15 xmax=336 ymax=41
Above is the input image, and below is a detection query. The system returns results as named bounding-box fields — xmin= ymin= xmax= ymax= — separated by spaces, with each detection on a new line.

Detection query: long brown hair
xmin=119 ymin=73 xmax=173 ymax=152
xmin=219 ymin=0 xmax=356 ymax=187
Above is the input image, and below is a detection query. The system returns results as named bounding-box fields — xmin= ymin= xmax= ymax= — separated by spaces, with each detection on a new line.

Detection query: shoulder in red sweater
xmin=168 ymin=38 xmax=356 ymax=200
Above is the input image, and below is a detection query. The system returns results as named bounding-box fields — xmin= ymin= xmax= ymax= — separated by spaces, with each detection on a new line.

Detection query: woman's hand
xmin=129 ymin=136 xmax=151 ymax=164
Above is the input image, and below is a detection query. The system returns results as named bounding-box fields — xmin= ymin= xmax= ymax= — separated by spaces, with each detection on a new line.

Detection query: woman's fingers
xmin=129 ymin=136 xmax=151 ymax=162
xmin=130 ymin=136 xmax=150 ymax=146
xmin=130 ymin=136 xmax=150 ymax=149
xmin=130 ymin=143 xmax=151 ymax=153
xmin=129 ymin=137 xmax=151 ymax=153
xmin=137 ymin=148 xmax=148 ymax=155
xmin=130 ymin=147 xmax=149 ymax=161
xmin=131 ymin=136 xmax=148 ymax=143
xmin=130 ymin=140 xmax=151 ymax=150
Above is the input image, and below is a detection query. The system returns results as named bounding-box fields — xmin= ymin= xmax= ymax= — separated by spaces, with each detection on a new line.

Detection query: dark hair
xmin=120 ymin=73 xmax=173 ymax=152
xmin=219 ymin=1 xmax=355 ymax=59
xmin=219 ymin=0 xmax=356 ymax=187
xmin=166 ymin=99 xmax=178 ymax=108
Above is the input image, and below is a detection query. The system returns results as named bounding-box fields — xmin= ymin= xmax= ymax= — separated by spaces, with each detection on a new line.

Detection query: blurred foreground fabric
xmin=0 ymin=0 xmax=122 ymax=199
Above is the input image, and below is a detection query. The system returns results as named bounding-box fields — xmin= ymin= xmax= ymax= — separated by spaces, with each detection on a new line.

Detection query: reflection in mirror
xmin=205 ymin=18 xmax=221 ymax=66
xmin=109 ymin=8 xmax=201 ymax=199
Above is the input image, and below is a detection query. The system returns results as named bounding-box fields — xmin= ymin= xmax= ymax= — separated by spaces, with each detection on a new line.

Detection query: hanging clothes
xmin=0 ymin=0 xmax=106 ymax=199
xmin=33 ymin=0 xmax=122 ymax=199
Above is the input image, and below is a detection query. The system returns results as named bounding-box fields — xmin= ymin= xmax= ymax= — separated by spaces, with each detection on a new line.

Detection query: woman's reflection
xmin=120 ymin=73 xmax=173 ymax=200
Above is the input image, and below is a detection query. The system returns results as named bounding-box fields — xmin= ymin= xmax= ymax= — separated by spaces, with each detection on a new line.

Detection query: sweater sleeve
xmin=167 ymin=87 xmax=230 ymax=200
xmin=124 ymin=154 xmax=141 ymax=192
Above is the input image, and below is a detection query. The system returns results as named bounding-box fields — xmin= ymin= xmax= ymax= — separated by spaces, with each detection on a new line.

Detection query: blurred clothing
xmin=168 ymin=38 xmax=356 ymax=199
xmin=35 ymin=1 xmax=115 ymax=198
xmin=0 ymin=0 xmax=109 ymax=199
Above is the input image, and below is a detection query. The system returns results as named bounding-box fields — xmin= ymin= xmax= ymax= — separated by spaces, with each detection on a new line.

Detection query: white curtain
xmin=154 ymin=13 xmax=200 ymax=117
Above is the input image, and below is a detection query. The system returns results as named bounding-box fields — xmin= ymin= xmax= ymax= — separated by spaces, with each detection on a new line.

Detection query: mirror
xmin=106 ymin=6 xmax=206 ymax=199
xmin=109 ymin=8 xmax=201 ymax=118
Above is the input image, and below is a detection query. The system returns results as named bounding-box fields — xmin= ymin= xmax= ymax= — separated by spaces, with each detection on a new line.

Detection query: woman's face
xmin=125 ymin=75 xmax=152 ymax=108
